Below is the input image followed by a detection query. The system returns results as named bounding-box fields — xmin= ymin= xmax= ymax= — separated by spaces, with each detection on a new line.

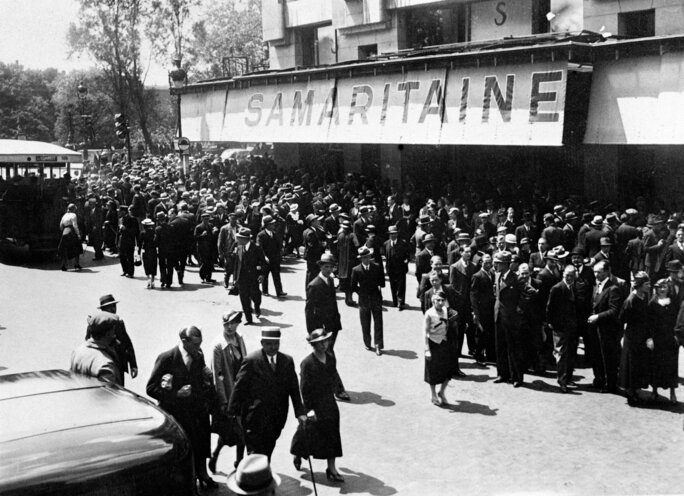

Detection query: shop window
xmin=403 ymin=3 xmax=468 ymax=49
xmin=295 ymin=26 xmax=317 ymax=67
xmin=358 ymin=44 xmax=378 ymax=60
xmin=618 ymin=9 xmax=655 ymax=38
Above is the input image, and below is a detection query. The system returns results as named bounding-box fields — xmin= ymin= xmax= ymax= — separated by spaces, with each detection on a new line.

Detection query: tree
xmin=0 ymin=62 xmax=58 ymax=141
xmin=185 ymin=0 xmax=263 ymax=81
xmin=144 ymin=0 xmax=200 ymax=65
xmin=68 ymin=0 xmax=154 ymax=148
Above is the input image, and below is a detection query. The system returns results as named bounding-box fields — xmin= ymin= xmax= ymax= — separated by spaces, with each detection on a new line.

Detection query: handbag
xmin=211 ymin=412 xmax=244 ymax=447
xmin=133 ymin=252 xmax=142 ymax=266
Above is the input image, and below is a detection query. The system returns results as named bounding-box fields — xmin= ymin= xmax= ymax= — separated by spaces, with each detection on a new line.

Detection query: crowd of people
xmin=64 ymin=151 xmax=684 ymax=491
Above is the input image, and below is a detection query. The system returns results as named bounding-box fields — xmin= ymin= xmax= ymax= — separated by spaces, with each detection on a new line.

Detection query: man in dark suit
xmin=304 ymin=253 xmax=350 ymax=401
xmin=195 ymin=210 xmax=218 ymax=284
xmin=146 ymin=326 xmax=217 ymax=486
xmin=584 ymin=216 xmax=606 ymax=258
xmin=664 ymin=260 xmax=684 ymax=308
xmin=383 ymin=226 xmax=409 ymax=310
xmin=514 ymin=212 xmax=537 ymax=247
xmin=591 ymin=237 xmax=612 ymax=266
xmin=470 ymin=253 xmax=496 ymax=364
xmin=532 ymin=252 xmax=561 ymax=370
xmin=96 ymin=294 xmax=138 ymax=386
xmin=665 ymin=227 xmax=684 ymax=266
xmin=303 ymin=213 xmax=326 ymax=287
xmin=528 ymin=237 xmax=549 ymax=272
xmin=415 ymin=233 xmax=437 ymax=285
xmin=234 ymin=227 xmax=267 ymax=325
xmin=546 ymin=265 xmax=579 ymax=393
xmin=587 ymin=260 xmax=622 ymax=393
xmin=449 ymin=246 xmax=477 ymax=357
xmin=493 ymin=251 xmax=527 ymax=387
xmin=257 ymin=215 xmax=287 ymax=298
xmin=227 ymin=328 xmax=306 ymax=460
xmin=351 ymin=246 xmax=385 ymax=355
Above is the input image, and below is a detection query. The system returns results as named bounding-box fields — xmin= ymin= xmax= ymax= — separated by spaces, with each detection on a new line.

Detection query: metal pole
xmin=177 ymin=93 xmax=183 ymax=163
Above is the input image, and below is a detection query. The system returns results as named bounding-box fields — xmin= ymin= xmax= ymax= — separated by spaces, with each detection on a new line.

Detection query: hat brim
xmin=98 ymin=299 xmax=119 ymax=309
xmin=359 ymin=248 xmax=374 ymax=256
xmin=308 ymin=331 xmax=333 ymax=344
xmin=223 ymin=312 xmax=243 ymax=324
xmin=226 ymin=472 xmax=280 ymax=495
xmin=317 ymin=259 xmax=337 ymax=266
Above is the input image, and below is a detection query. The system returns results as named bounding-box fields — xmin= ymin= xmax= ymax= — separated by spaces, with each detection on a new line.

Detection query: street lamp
xmin=77 ymin=81 xmax=89 ymax=149
xmin=168 ymin=58 xmax=187 ymax=158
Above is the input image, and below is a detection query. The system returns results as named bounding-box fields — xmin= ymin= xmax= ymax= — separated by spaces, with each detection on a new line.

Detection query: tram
xmin=0 ymin=140 xmax=82 ymax=256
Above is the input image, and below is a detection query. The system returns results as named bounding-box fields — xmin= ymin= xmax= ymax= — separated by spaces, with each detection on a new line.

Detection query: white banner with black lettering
xmin=182 ymin=60 xmax=567 ymax=146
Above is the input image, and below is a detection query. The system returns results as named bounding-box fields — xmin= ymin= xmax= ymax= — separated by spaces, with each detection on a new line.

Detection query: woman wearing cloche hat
xmin=290 ymin=328 xmax=345 ymax=483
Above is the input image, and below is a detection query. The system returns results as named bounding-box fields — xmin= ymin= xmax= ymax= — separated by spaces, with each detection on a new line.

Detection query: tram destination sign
xmin=183 ymin=60 xmax=567 ymax=146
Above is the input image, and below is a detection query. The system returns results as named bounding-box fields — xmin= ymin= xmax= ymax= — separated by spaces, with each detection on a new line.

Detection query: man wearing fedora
xmin=384 ymin=225 xmax=409 ymax=310
xmin=493 ymin=251 xmax=527 ymax=387
xmin=226 ymin=454 xmax=280 ymax=496
xmin=337 ymin=220 xmax=359 ymax=306
xmin=93 ymin=294 xmax=138 ymax=386
xmin=218 ymin=212 xmax=239 ymax=289
xmin=234 ymin=227 xmax=267 ymax=325
xmin=415 ymin=233 xmax=437 ymax=286
xmin=303 ymin=213 xmax=326 ymax=287
xmin=195 ymin=210 xmax=218 ymax=284
xmin=228 ymin=328 xmax=306 ymax=460
xmin=351 ymin=246 xmax=385 ymax=355
xmin=584 ymin=215 xmax=606 ymax=258
xmin=592 ymin=237 xmax=613 ymax=266
xmin=71 ymin=311 xmax=121 ymax=385
xmin=257 ymin=215 xmax=286 ymax=298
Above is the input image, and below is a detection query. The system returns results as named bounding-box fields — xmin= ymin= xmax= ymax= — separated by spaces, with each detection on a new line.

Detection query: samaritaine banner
xmin=182 ymin=60 xmax=567 ymax=146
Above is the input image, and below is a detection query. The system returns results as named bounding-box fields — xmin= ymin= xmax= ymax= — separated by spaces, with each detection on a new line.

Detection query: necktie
xmin=270 ymin=356 xmax=276 ymax=372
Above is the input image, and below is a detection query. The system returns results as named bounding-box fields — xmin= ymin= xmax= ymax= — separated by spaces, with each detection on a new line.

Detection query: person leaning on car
xmin=70 ymin=311 xmax=122 ymax=386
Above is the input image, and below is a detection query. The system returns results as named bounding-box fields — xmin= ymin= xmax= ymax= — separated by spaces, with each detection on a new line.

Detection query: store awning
xmin=585 ymin=52 xmax=684 ymax=145
xmin=182 ymin=59 xmax=568 ymax=146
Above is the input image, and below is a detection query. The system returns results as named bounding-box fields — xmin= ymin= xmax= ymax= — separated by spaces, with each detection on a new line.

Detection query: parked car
xmin=0 ymin=370 xmax=194 ymax=495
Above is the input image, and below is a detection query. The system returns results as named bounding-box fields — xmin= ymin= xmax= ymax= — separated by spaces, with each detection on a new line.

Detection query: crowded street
xmin=1 ymin=245 xmax=683 ymax=495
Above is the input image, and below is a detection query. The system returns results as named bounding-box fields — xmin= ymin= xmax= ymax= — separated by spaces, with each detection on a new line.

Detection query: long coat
xmin=305 ymin=275 xmax=342 ymax=333
xmin=234 ymin=242 xmax=267 ymax=289
xmin=618 ymin=293 xmax=651 ymax=390
xmin=228 ymin=350 xmax=305 ymax=456
xmin=210 ymin=333 xmax=247 ymax=407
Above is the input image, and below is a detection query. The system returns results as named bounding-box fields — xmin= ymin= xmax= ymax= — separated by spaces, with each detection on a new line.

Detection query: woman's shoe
xmin=293 ymin=456 xmax=302 ymax=470
xmin=326 ymin=469 xmax=344 ymax=483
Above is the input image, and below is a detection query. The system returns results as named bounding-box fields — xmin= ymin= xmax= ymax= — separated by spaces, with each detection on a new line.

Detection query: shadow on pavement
xmin=345 ymin=390 xmax=395 ymax=407
xmin=455 ymin=373 xmax=491 ymax=383
xmin=257 ymin=308 xmax=283 ymax=317
xmin=444 ymin=399 xmax=498 ymax=415
xmin=277 ymin=473 xmax=314 ymax=495
xmin=299 ymin=467 xmax=397 ymax=495
xmin=381 ymin=349 xmax=418 ymax=360
xmin=628 ymin=395 xmax=684 ymax=413
xmin=256 ymin=317 xmax=293 ymax=329
xmin=528 ymin=379 xmax=582 ymax=395
xmin=0 ymin=366 xmax=7 ymax=372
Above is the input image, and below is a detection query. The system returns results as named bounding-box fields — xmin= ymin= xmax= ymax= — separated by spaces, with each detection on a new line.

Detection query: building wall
xmin=584 ymin=0 xmax=684 ymax=36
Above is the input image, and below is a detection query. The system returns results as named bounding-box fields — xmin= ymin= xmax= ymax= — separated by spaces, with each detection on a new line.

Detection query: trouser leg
xmin=359 ymin=302 xmax=372 ymax=348
xmin=371 ymin=298 xmax=384 ymax=348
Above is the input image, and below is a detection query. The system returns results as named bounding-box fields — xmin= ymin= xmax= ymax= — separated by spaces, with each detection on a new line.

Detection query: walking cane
xmin=303 ymin=417 xmax=318 ymax=496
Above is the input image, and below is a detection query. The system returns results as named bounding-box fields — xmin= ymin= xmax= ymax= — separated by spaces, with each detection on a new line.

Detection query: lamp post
xmin=77 ymin=81 xmax=89 ymax=149
xmin=169 ymin=58 xmax=188 ymax=173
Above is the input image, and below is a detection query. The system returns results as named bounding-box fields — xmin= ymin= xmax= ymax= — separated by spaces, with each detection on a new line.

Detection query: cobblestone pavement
xmin=2 ymin=250 xmax=684 ymax=495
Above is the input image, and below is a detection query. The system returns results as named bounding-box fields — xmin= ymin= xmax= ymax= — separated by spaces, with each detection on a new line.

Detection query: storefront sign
xmin=183 ymin=60 xmax=566 ymax=146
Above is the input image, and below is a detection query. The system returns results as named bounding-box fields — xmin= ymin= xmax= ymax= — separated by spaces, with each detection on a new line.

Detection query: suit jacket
xmin=303 ymin=227 xmax=325 ymax=267
xmin=470 ymin=268 xmax=495 ymax=324
xmin=515 ymin=223 xmax=537 ymax=246
xmin=415 ymin=248 xmax=435 ymax=281
xmin=234 ymin=242 xmax=267 ymax=287
xmin=533 ymin=267 xmax=560 ymax=319
xmin=529 ymin=251 xmax=546 ymax=271
xmin=305 ymin=274 xmax=342 ymax=333
xmin=449 ymin=259 xmax=477 ymax=309
xmin=146 ymin=346 xmax=212 ymax=424
xmin=423 ymin=284 xmax=459 ymax=313
xmin=70 ymin=339 xmax=121 ymax=385
xmin=384 ymin=238 xmax=409 ymax=276
xmin=665 ymin=242 xmax=684 ymax=266
xmin=591 ymin=279 xmax=622 ymax=335
xmin=546 ymin=281 xmax=578 ymax=332
xmin=257 ymin=229 xmax=282 ymax=265
xmin=351 ymin=261 xmax=385 ymax=300
xmin=210 ymin=333 xmax=247 ymax=407
xmin=494 ymin=270 xmax=525 ymax=325
xmin=227 ymin=350 xmax=304 ymax=440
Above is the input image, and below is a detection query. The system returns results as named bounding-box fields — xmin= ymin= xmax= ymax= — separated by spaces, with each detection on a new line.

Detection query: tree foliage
xmin=0 ymin=63 xmax=59 ymax=141
xmin=186 ymin=0 xmax=263 ymax=81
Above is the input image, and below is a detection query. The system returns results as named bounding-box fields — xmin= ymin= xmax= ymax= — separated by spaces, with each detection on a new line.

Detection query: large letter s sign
xmin=495 ymin=2 xmax=507 ymax=26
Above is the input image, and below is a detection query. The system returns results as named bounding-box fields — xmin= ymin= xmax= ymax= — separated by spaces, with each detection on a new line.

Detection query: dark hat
xmin=605 ymin=213 xmax=618 ymax=223
xmin=226 ymin=454 xmax=280 ymax=495
xmin=262 ymin=215 xmax=275 ymax=226
xmin=388 ymin=226 xmax=398 ymax=234
xmin=493 ymin=251 xmax=512 ymax=264
xmin=305 ymin=213 xmax=322 ymax=225
xmin=565 ymin=211 xmax=577 ymax=221
xmin=260 ymin=327 xmax=281 ymax=341
xmin=600 ymin=237 xmax=613 ymax=246
xmin=359 ymin=205 xmax=372 ymax=214
xmin=423 ymin=233 xmax=436 ymax=243
xmin=328 ymin=203 xmax=341 ymax=213
xmin=98 ymin=294 xmax=119 ymax=309
xmin=358 ymin=246 xmax=374 ymax=257
xmin=571 ymin=247 xmax=585 ymax=256
xmin=457 ymin=233 xmax=471 ymax=242
xmin=222 ymin=310 xmax=243 ymax=324
xmin=666 ymin=260 xmax=683 ymax=272
xmin=307 ymin=328 xmax=332 ymax=344
xmin=236 ymin=227 xmax=252 ymax=239
xmin=200 ymin=211 xmax=211 ymax=218
xmin=520 ymin=237 xmax=531 ymax=245
xmin=317 ymin=253 xmax=337 ymax=265
xmin=543 ymin=213 xmax=555 ymax=222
